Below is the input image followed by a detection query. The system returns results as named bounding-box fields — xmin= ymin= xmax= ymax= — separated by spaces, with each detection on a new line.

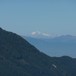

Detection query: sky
xmin=0 ymin=0 xmax=76 ymax=36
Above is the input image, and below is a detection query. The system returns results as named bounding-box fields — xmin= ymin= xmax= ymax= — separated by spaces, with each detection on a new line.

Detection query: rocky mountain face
xmin=0 ymin=28 xmax=76 ymax=76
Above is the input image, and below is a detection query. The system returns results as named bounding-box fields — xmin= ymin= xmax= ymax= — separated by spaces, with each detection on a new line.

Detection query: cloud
xmin=42 ymin=33 xmax=50 ymax=37
xmin=31 ymin=31 xmax=41 ymax=35
xmin=31 ymin=32 xmax=37 ymax=35
xmin=31 ymin=31 xmax=51 ymax=37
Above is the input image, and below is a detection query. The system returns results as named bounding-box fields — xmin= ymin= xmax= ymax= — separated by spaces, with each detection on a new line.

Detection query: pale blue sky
xmin=0 ymin=0 xmax=76 ymax=36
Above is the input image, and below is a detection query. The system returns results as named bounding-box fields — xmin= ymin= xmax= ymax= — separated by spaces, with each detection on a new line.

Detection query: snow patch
xmin=52 ymin=64 xmax=57 ymax=68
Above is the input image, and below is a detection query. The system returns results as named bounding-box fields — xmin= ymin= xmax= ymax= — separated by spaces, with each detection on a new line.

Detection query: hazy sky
xmin=0 ymin=0 xmax=76 ymax=36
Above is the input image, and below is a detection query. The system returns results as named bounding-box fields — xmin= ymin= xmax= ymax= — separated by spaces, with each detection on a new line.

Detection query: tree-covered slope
xmin=0 ymin=28 xmax=76 ymax=76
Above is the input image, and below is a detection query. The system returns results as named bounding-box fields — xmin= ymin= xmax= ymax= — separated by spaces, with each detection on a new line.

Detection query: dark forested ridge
xmin=0 ymin=27 xmax=76 ymax=76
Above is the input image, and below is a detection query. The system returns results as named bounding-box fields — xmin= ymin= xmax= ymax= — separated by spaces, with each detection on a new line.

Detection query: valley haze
xmin=23 ymin=34 xmax=76 ymax=58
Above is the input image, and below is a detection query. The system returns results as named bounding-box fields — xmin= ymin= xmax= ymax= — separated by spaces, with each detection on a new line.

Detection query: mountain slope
xmin=0 ymin=28 xmax=76 ymax=76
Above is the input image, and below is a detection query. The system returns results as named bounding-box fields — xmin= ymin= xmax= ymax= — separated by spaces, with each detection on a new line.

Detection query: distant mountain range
xmin=0 ymin=27 xmax=76 ymax=76
xmin=23 ymin=35 xmax=76 ymax=58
